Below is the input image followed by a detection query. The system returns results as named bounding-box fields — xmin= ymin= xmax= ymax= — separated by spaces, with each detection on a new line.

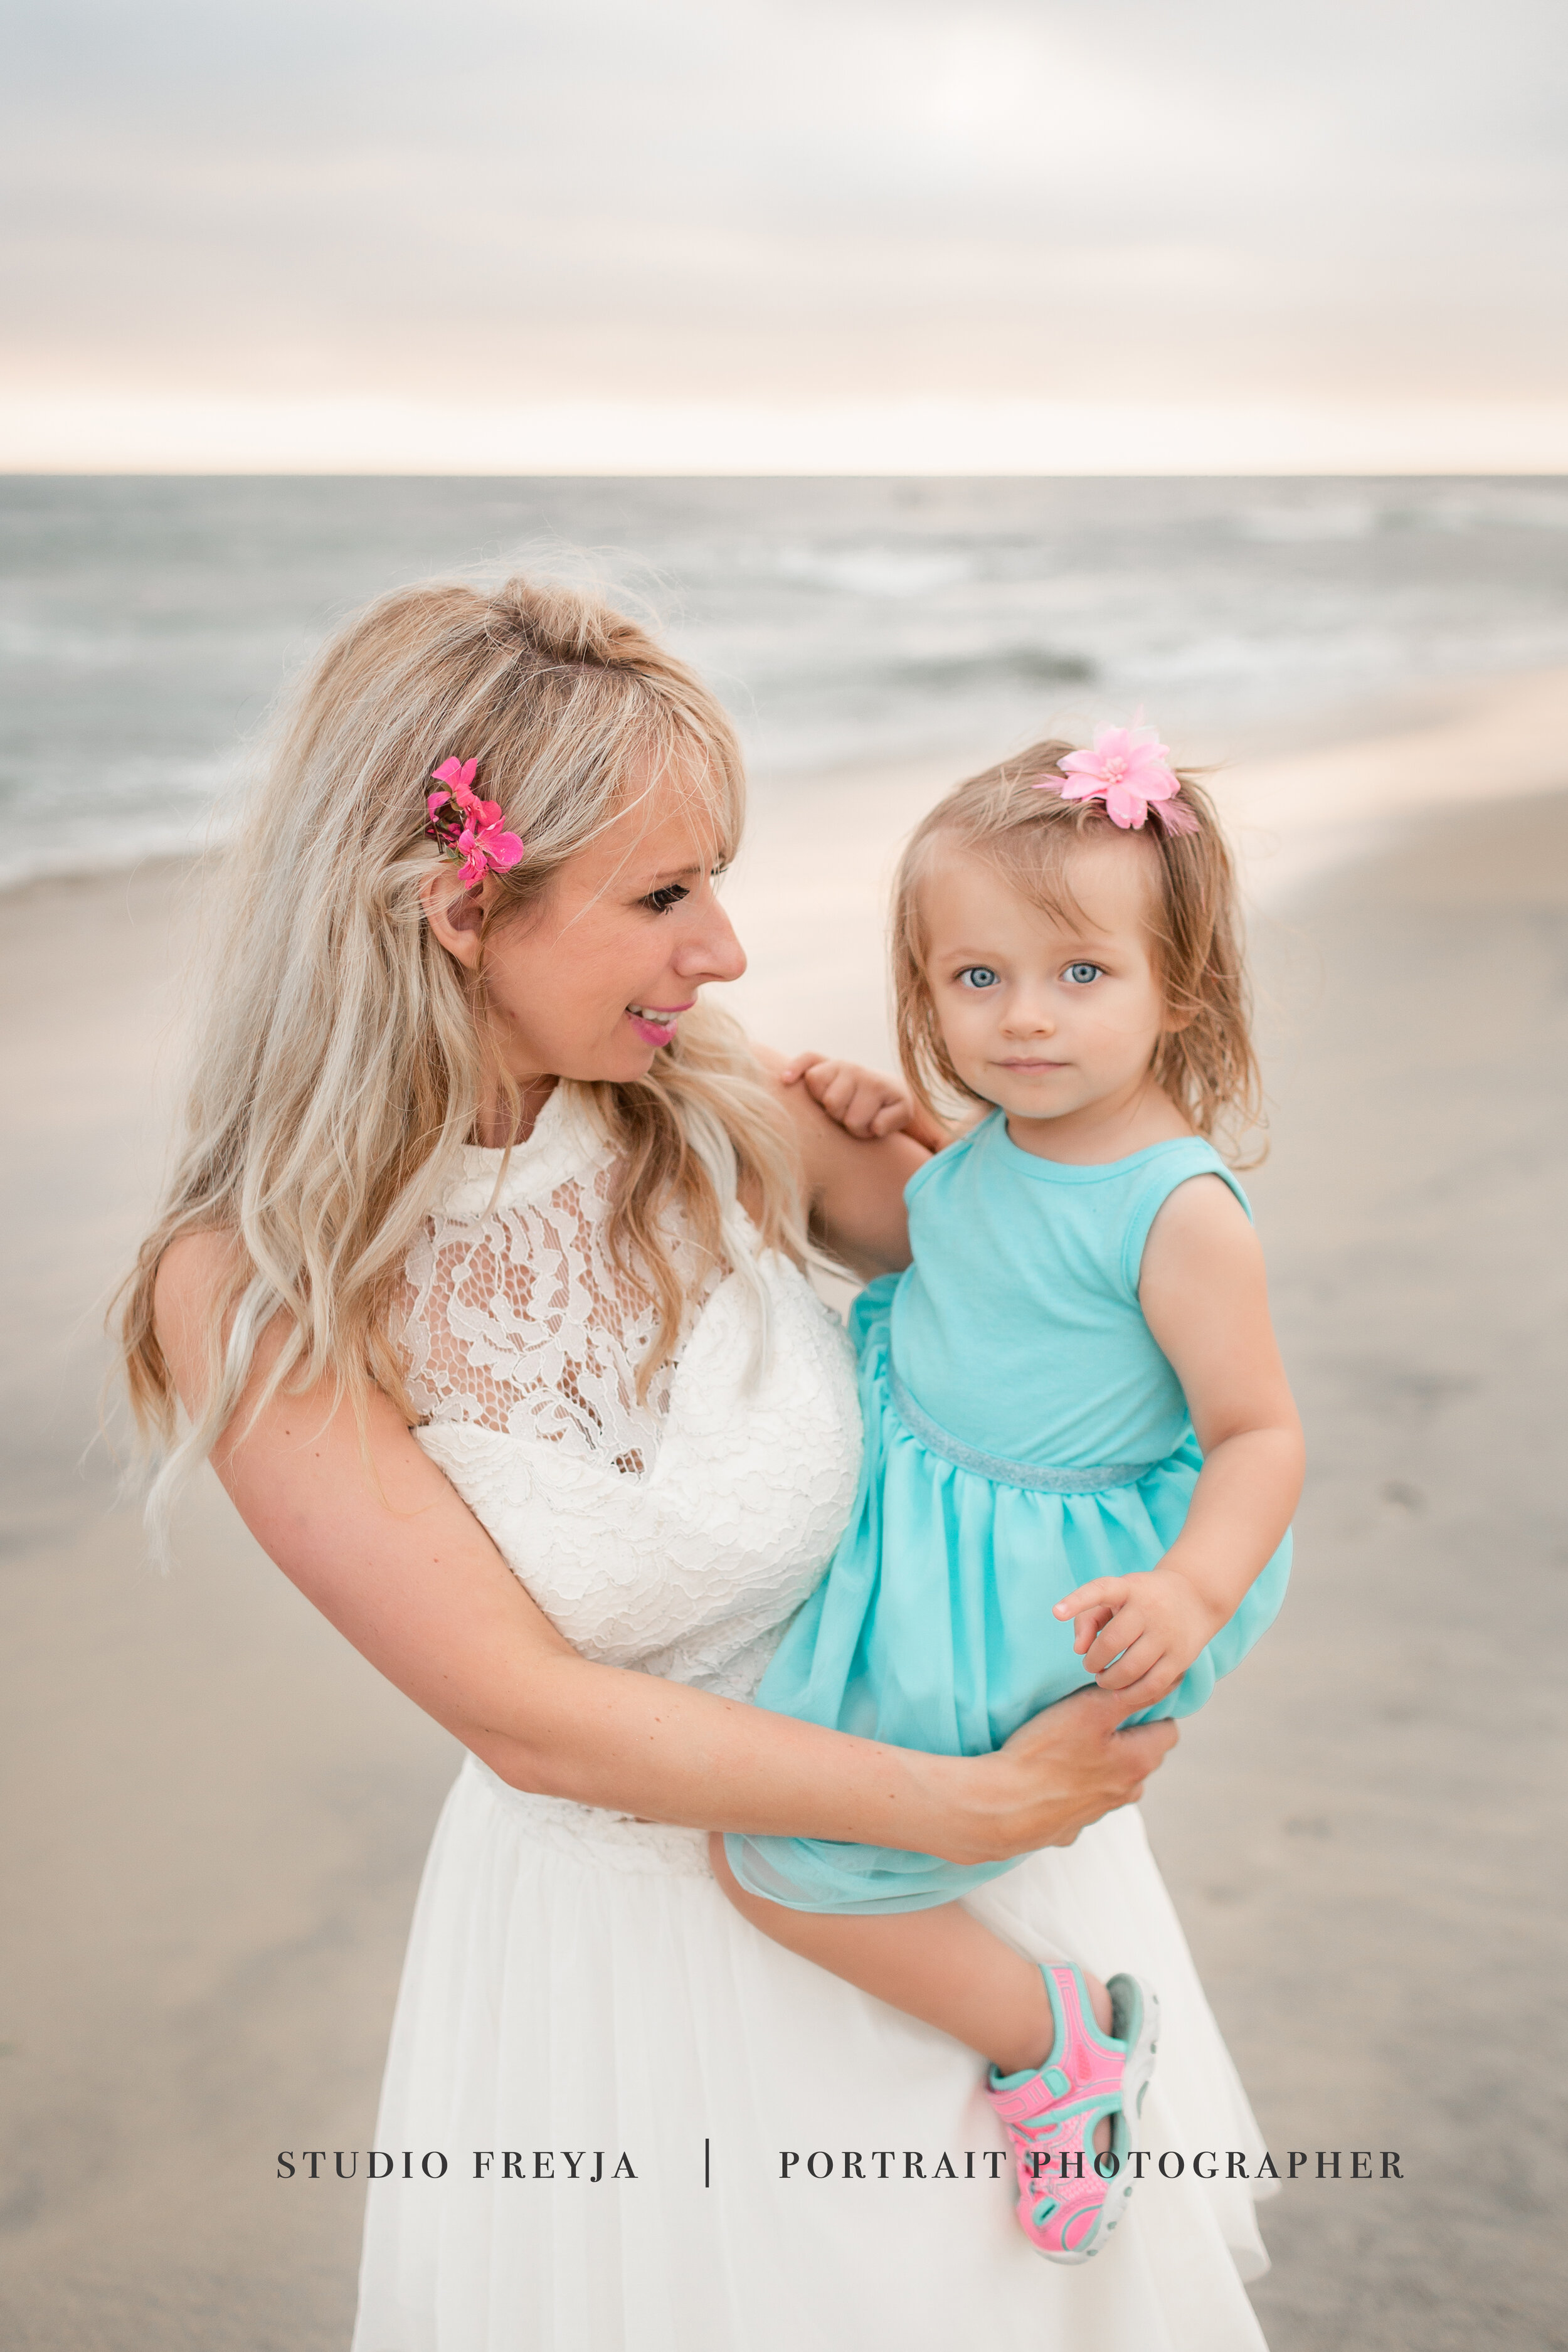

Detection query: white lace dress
xmin=352 ymin=1088 xmax=1274 ymax=2352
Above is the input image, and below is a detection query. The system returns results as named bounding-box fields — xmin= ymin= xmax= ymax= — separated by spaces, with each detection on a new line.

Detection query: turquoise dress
xmin=725 ymin=1112 xmax=1291 ymax=1915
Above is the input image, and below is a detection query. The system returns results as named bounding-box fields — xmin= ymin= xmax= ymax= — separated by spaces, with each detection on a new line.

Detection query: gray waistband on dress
xmin=886 ymin=1365 xmax=1157 ymax=1494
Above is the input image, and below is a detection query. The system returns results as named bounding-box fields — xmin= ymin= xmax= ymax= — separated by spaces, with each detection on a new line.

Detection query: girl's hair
xmin=892 ymin=739 xmax=1262 ymax=1156
xmin=119 ymin=573 xmax=806 ymax=1534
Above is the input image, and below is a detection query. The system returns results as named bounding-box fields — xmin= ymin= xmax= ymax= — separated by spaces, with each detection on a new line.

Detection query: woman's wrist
xmin=881 ymin=1745 xmax=988 ymax=1863
xmin=467 ymin=1657 xmax=1175 ymax=1866
xmin=905 ymin=1743 xmax=1076 ymax=1868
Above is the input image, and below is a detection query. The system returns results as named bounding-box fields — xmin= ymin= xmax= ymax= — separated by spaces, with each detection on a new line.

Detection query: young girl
xmin=715 ymin=726 xmax=1302 ymax=2263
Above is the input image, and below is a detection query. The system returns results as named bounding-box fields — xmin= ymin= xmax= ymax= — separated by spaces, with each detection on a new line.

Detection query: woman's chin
xmin=551 ymin=1035 xmax=672 ymax=1086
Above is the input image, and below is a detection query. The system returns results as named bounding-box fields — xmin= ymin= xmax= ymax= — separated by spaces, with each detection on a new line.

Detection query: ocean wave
xmin=6 ymin=474 xmax=1568 ymax=887
xmin=0 ymin=748 xmax=236 ymax=892
xmin=771 ymin=545 xmax=977 ymax=598
xmin=1233 ymin=501 xmax=1381 ymax=544
xmin=880 ymin=645 xmax=1095 ymax=691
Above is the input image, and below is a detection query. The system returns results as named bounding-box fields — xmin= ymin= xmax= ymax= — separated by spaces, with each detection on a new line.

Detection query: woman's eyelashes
xmin=640 ymin=862 xmax=728 ymax=915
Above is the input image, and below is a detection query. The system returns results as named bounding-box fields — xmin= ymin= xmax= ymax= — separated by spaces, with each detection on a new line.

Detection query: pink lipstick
xmin=627 ymin=1001 xmax=694 ymax=1046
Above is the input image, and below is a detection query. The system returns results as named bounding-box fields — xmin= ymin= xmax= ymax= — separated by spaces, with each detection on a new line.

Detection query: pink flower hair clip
xmin=425 ymin=757 xmax=526 ymax=887
xmin=1039 ymin=724 xmax=1199 ymax=835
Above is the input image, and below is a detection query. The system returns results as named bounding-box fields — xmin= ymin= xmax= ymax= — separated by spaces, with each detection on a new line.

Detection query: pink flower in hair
xmin=430 ymin=756 xmax=480 ymax=807
xmin=425 ymin=758 xmax=525 ymax=882
xmin=1047 ymin=724 xmax=1198 ymax=835
xmin=452 ymin=800 xmax=525 ymax=887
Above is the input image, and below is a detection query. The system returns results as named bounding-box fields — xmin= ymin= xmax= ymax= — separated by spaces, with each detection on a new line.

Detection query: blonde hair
xmin=119 ymin=574 xmax=806 ymax=1531
xmin=893 ymin=740 xmax=1262 ymax=1156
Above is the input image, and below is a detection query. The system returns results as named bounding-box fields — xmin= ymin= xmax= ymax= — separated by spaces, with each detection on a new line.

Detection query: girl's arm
xmin=1055 ymin=1174 xmax=1305 ymax=1711
xmin=155 ymin=1237 xmax=1175 ymax=1861
xmin=755 ymin=1046 xmax=933 ymax=1277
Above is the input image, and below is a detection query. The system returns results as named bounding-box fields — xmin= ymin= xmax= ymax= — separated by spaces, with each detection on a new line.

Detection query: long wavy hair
xmin=119 ymin=574 xmax=806 ymax=1534
xmin=892 ymin=739 xmax=1263 ymax=1158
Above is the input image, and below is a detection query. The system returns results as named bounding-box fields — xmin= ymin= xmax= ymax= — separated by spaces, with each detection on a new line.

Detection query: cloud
xmin=3 ymin=0 xmax=1567 ymax=420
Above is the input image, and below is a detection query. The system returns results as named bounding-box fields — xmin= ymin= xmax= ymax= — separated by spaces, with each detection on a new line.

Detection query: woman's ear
xmin=420 ymin=867 xmax=493 ymax=969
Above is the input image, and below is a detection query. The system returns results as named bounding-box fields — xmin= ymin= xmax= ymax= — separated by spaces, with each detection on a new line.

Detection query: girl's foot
xmin=985 ymin=1963 xmax=1160 ymax=2262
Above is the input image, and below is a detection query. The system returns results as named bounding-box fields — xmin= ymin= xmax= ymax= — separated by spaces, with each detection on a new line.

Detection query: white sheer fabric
xmin=398 ymin=1108 xmax=719 ymax=1475
xmin=353 ymin=1087 xmax=1274 ymax=2351
xmin=395 ymin=1089 xmax=863 ymax=1701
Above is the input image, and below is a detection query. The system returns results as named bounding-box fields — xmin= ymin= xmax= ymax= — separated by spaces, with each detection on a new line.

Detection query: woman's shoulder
xmin=754 ymin=1046 xmax=931 ymax=1277
xmin=153 ymin=1226 xmax=241 ymax=1322
xmin=151 ymin=1227 xmax=248 ymax=1413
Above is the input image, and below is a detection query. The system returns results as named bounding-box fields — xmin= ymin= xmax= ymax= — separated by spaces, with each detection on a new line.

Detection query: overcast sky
xmin=6 ymin=0 xmax=1568 ymax=464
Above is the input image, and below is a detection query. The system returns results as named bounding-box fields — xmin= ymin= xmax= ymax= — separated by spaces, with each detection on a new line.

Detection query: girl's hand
xmin=780 ymin=1051 xmax=915 ymax=1140
xmin=1053 ymin=1566 xmax=1223 ymax=1714
xmin=781 ymin=1052 xmax=952 ymax=1152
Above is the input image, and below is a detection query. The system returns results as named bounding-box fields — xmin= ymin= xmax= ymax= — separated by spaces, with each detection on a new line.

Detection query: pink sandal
xmin=985 ymin=1963 xmax=1159 ymax=2262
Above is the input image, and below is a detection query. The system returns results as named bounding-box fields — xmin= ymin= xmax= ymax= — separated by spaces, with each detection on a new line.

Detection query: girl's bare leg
xmin=709 ymin=1833 xmax=1113 ymax=2077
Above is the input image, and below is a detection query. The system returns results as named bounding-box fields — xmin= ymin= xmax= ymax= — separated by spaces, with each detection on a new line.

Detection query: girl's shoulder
xmin=909 ymin=1111 xmax=1242 ymax=1203
xmin=900 ymin=1108 xmax=995 ymax=1203
xmin=910 ymin=1118 xmax=1251 ymax=1296
xmin=1115 ymin=1138 xmax=1252 ymax=1297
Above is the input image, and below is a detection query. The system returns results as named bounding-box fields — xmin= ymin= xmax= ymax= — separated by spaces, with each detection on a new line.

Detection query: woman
xmin=123 ymin=576 xmax=1272 ymax=2350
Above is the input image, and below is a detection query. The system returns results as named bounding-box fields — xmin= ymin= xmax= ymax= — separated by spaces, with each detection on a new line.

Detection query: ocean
xmin=4 ymin=473 xmax=1568 ymax=890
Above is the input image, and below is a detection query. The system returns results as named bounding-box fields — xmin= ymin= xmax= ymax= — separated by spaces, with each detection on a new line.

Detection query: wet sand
xmin=1146 ymin=790 xmax=1568 ymax=2352
xmin=1 ymin=709 xmax=1565 ymax=2348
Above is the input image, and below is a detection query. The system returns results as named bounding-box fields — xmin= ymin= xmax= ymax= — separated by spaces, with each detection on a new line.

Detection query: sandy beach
xmin=2 ymin=679 xmax=1565 ymax=2351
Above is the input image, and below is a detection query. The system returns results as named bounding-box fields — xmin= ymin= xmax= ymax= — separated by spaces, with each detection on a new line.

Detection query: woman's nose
xmin=678 ymin=894 xmax=747 ymax=984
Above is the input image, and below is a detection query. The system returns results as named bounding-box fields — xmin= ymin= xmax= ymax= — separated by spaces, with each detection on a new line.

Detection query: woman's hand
xmin=926 ymin=1687 xmax=1180 ymax=1865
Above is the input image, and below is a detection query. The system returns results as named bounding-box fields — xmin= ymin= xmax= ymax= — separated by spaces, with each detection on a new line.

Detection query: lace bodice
xmin=399 ymin=1086 xmax=862 ymax=1702
xmin=401 ymin=1099 xmax=721 ymax=1478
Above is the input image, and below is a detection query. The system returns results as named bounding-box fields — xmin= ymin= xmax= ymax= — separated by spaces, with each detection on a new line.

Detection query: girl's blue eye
xmin=642 ymin=882 xmax=689 ymax=914
xmin=958 ymin=966 xmax=1000 ymax=990
xmin=1064 ymin=961 xmax=1101 ymax=985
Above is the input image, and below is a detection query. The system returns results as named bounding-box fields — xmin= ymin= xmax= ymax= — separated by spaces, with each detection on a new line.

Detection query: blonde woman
xmin=124 ymin=579 xmax=1269 ymax=2351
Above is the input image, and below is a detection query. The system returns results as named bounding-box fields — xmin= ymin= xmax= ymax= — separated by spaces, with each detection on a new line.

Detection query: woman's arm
xmin=156 ymin=1236 xmax=1175 ymax=1859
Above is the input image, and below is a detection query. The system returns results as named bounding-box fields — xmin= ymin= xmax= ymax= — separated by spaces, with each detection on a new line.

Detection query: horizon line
xmin=5 ymin=393 xmax=1568 ymax=477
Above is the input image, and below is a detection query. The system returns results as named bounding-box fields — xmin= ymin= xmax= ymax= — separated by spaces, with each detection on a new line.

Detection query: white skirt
xmin=352 ymin=1757 xmax=1273 ymax=2352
